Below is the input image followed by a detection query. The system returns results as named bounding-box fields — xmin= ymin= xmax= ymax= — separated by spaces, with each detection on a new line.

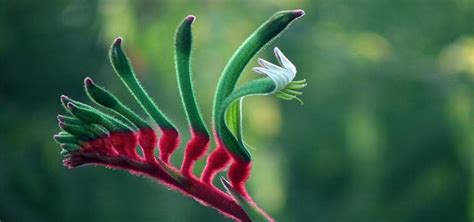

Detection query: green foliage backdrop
xmin=1 ymin=0 xmax=473 ymax=221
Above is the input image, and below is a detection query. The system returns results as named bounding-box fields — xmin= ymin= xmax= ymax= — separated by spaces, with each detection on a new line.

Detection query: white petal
xmin=258 ymin=58 xmax=285 ymax=72
xmin=252 ymin=67 xmax=270 ymax=75
xmin=274 ymin=47 xmax=297 ymax=75
xmin=254 ymin=67 xmax=290 ymax=93
xmin=253 ymin=47 xmax=298 ymax=94
xmin=253 ymin=67 xmax=286 ymax=82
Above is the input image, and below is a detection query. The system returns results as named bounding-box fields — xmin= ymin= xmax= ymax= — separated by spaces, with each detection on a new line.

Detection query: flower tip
xmin=273 ymin=47 xmax=281 ymax=54
xmin=58 ymin=122 xmax=65 ymax=129
xmin=60 ymin=144 xmax=77 ymax=151
xmin=57 ymin=115 xmax=65 ymax=122
xmin=84 ymin=77 xmax=94 ymax=87
xmin=60 ymin=149 xmax=69 ymax=156
xmin=60 ymin=95 xmax=69 ymax=103
xmin=66 ymin=102 xmax=76 ymax=110
xmin=185 ymin=15 xmax=196 ymax=23
xmin=293 ymin=9 xmax=305 ymax=17
xmin=113 ymin=37 xmax=123 ymax=47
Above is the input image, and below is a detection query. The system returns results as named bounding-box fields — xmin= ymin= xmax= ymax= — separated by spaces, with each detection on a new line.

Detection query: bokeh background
xmin=1 ymin=0 xmax=473 ymax=221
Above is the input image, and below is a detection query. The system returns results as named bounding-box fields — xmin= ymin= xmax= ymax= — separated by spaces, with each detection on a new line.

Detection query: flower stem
xmin=73 ymin=152 xmax=251 ymax=221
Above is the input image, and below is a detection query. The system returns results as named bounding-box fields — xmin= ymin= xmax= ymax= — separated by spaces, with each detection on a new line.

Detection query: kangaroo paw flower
xmin=53 ymin=10 xmax=306 ymax=221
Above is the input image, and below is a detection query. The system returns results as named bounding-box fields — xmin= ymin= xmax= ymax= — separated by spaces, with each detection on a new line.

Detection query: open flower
xmin=253 ymin=47 xmax=306 ymax=103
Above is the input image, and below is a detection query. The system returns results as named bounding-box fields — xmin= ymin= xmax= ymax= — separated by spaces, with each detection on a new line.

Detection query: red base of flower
xmin=181 ymin=129 xmax=210 ymax=177
xmin=158 ymin=128 xmax=180 ymax=164
xmin=201 ymin=145 xmax=231 ymax=184
xmin=110 ymin=131 xmax=141 ymax=160
xmin=228 ymin=159 xmax=251 ymax=198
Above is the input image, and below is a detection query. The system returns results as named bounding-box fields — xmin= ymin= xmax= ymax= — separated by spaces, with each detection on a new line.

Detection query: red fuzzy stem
xmin=159 ymin=128 xmax=180 ymax=164
xmin=180 ymin=129 xmax=210 ymax=176
xmin=109 ymin=132 xmax=125 ymax=154
xmin=110 ymin=132 xmax=140 ymax=160
xmin=79 ymin=135 xmax=118 ymax=156
xmin=228 ymin=159 xmax=252 ymax=198
xmin=137 ymin=128 xmax=159 ymax=165
xmin=121 ymin=132 xmax=140 ymax=160
xmin=62 ymin=129 xmax=262 ymax=221
xmin=201 ymin=144 xmax=231 ymax=184
xmin=227 ymin=158 xmax=274 ymax=221
xmin=88 ymin=137 xmax=108 ymax=154
xmin=65 ymin=152 xmax=250 ymax=221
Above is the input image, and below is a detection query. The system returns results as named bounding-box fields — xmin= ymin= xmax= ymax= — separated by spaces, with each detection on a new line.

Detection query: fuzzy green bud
xmin=84 ymin=77 xmax=150 ymax=129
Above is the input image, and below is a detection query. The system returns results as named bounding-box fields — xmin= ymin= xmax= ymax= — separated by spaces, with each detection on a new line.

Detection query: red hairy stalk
xmin=62 ymin=132 xmax=251 ymax=221
xmin=227 ymin=159 xmax=252 ymax=198
xmin=158 ymin=128 xmax=180 ymax=164
xmin=201 ymin=141 xmax=231 ymax=184
xmin=137 ymin=127 xmax=159 ymax=164
xmin=88 ymin=137 xmax=113 ymax=155
xmin=180 ymin=129 xmax=210 ymax=176
xmin=110 ymin=131 xmax=140 ymax=160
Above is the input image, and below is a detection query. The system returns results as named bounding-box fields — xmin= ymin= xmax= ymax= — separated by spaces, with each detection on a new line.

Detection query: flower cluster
xmin=53 ymin=10 xmax=305 ymax=221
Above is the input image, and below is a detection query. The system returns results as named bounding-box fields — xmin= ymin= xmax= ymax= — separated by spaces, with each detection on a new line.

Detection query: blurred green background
xmin=1 ymin=0 xmax=473 ymax=221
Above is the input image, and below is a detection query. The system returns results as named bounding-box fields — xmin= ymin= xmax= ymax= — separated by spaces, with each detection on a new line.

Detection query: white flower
xmin=252 ymin=47 xmax=297 ymax=93
xmin=252 ymin=47 xmax=306 ymax=104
